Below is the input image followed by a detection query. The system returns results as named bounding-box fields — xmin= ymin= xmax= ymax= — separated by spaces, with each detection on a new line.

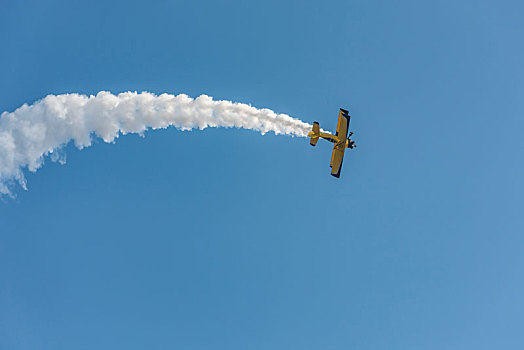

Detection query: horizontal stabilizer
xmin=309 ymin=122 xmax=320 ymax=146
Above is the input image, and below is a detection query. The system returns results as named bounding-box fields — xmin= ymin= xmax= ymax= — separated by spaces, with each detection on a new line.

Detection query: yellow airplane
xmin=308 ymin=108 xmax=356 ymax=178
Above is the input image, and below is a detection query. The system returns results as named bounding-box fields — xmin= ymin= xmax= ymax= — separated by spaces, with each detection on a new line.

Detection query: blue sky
xmin=1 ymin=0 xmax=524 ymax=349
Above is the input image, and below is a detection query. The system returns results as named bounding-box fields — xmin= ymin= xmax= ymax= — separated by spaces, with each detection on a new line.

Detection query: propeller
xmin=347 ymin=131 xmax=356 ymax=148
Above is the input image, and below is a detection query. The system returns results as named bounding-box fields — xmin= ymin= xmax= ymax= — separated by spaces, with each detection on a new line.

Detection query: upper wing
xmin=331 ymin=108 xmax=350 ymax=178
xmin=330 ymin=144 xmax=346 ymax=178
xmin=335 ymin=108 xmax=350 ymax=140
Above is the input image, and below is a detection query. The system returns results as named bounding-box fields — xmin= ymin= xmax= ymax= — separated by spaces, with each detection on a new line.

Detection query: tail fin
xmin=308 ymin=122 xmax=320 ymax=146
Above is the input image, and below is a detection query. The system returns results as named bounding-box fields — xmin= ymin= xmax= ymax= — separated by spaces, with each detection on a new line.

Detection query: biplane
xmin=308 ymin=108 xmax=356 ymax=178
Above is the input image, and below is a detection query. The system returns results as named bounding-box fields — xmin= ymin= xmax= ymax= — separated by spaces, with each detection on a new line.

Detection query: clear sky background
xmin=1 ymin=0 xmax=523 ymax=349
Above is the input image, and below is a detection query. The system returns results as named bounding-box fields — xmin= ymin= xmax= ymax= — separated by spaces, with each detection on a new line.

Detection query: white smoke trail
xmin=0 ymin=91 xmax=312 ymax=195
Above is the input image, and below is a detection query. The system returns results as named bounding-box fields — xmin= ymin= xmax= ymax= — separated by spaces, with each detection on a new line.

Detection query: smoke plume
xmin=0 ymin=91 xmax=312 ymax=195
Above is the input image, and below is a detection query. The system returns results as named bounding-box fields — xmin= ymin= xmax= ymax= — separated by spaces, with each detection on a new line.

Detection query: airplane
xmin=308 ymin=108 xmax=356 ymax=178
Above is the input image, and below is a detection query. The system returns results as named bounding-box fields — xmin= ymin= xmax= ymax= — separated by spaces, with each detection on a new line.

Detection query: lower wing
xmin=330 ymin=145 xmax=346 ymax=178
